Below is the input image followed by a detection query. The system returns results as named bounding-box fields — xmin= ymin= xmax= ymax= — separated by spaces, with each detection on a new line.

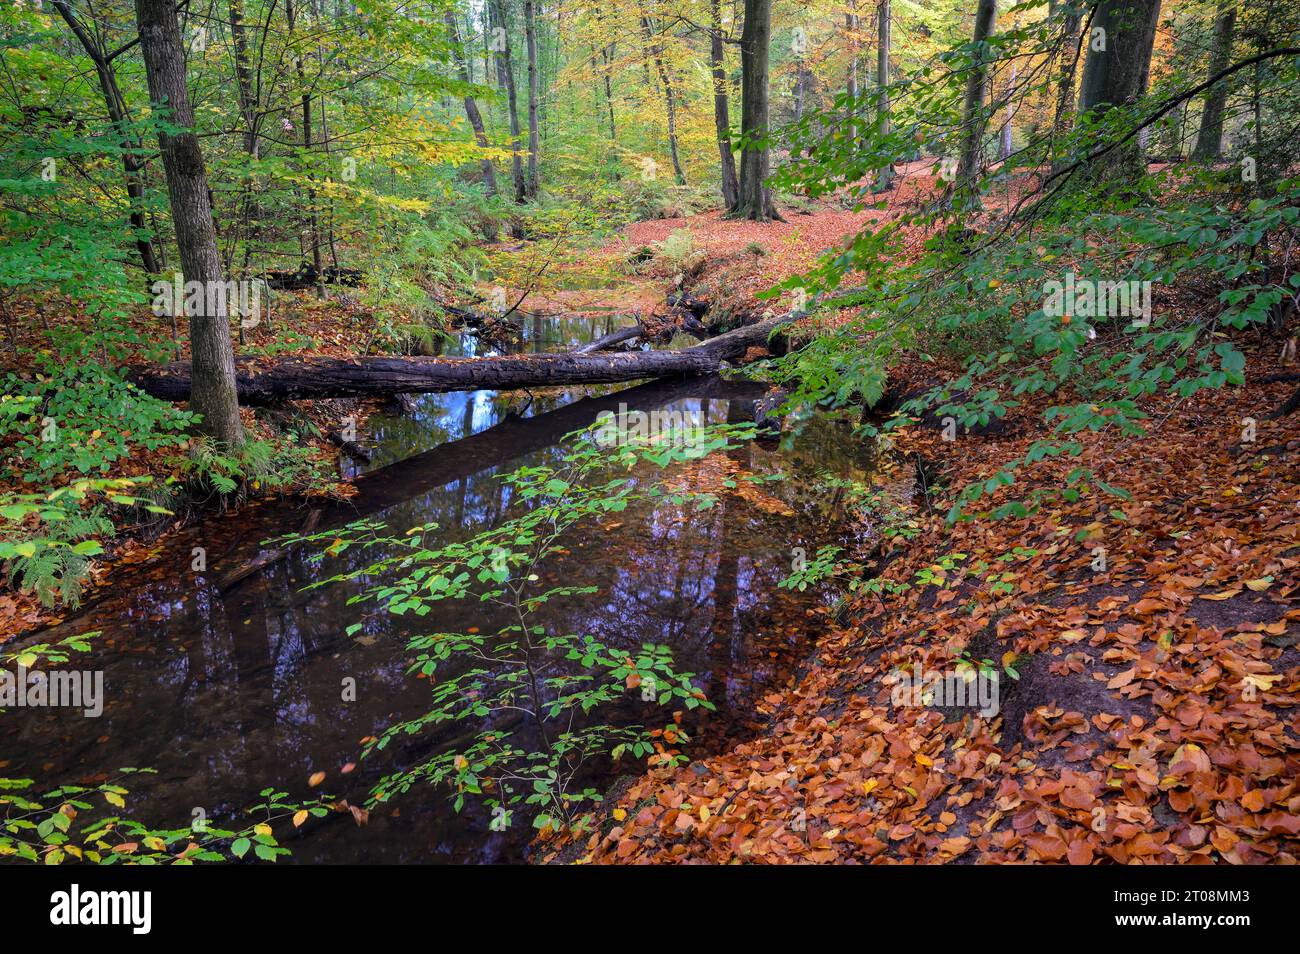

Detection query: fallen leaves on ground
xmin=546 ymin=345 xmax=1300 ymax=865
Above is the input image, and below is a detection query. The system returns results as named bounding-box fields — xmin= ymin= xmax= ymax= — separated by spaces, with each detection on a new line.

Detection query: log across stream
xmin=127 ymin=313 xmax=794 ymax=403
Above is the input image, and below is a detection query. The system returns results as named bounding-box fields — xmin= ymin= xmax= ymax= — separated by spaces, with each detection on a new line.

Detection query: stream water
xmin=0 ymin=315 xmax=888 ymax=864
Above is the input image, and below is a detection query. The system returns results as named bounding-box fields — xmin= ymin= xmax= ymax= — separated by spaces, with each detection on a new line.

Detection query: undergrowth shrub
xmin=0 ymin=367 xmax=195 ymax=484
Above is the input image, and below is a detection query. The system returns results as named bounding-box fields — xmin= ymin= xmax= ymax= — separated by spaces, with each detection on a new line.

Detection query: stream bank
xmin=553 ymin=349 xmax=1300 ymax=865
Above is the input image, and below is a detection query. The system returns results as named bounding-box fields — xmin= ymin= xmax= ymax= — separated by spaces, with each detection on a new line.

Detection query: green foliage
xmin=183 ymin=434 xmax=332 ymax=498
xmin=1 ymin=631 xmax=97 ymax=670
xmin=652 ymin=228 xmax=700 ymax=272
xmin=287 ymin=422 xmax=757 ymax=832
xmin=779 ymin=544 xmax=844 ymax=592
xmin=0 ymin=772 xmax=331 ymax=865
xmin=0 ymin=477 xmax=167 ymax=608
xmin=1 ymin=366 xmax=196 ymax=483
xmin=615 ymin=177 xmax=717 ymax=223
xmin=770 ymin=18 xmax=1300 ymax=524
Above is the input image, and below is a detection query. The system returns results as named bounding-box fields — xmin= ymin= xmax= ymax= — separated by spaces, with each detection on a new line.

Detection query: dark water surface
xmin=1 ymin=319 xmax=886 ymax=863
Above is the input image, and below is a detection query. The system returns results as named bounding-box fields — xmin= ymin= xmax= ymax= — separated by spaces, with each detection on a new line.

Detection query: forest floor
xmin=533 ymin=163 xmax=1300 ymax=865
xmin=544 ymin=342 xmax=1300 ymax=864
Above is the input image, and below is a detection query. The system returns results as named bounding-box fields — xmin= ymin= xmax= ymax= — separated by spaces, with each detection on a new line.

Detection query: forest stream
xmin=0 ymin=314 xmax=895 ymax=863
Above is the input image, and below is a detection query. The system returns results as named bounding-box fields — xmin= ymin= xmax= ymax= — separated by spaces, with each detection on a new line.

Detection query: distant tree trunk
xmin=790 ymin=63 xmax=800 ymax=124
xmin=711 ymin=0 xmax=740 ymax=210
xmin=1048 ymin=0 xmax=1083 ymax=173
xmin=639 ymin=13 xmax=687 ymax=185
xmin=1191 ymin=2 xmax=1236 ymax=161
xmin=52 ymin=0 xmax=159 ymax=274
xmin=1077 ymin=1 xmax=1162 ymax=112
xmin=285 ymin=0 xmax=322 ymax=289
xmin=446 ymin=11 xmax=499 ymax=198
xmin=228 ymin=0 xmax=259 ymax=157
xmin=1000 ymin=62 xmax=1016 ymax=161
xmin=134 ymin=0 xmax=243 ymax=446
xmin=490 ymin=0 xmax=527 ymax=202
xmin=736 ymin=0 xmax=777 ymax=221
xmin=874 ymin=0 xmax=895 ymax=191
xmin=523 ymin=0 xmax=541 ymax=197
xmin=1077 ymin=0 xmax=1162 ymax=178
xmin=846 ymin=1 xmax=860 ymax=111
xmin=954 ymin=0 xmax=998 ymax=205
xmin=600 ymin=45 xmax=619 ymax=144
xmin=225 ymin=0 xmax=263 ymax=274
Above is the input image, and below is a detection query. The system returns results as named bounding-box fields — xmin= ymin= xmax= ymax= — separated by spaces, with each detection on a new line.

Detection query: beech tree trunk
xmin=446 ymin=11 xmax=499 ymax=197
xmin=1049 ymin=0 xmax=1084 ymax=173
xmin=491 ymin=0 xmax=527 ymax=202
xmin=640 ymin=12 xmax=687 ymax=186
xmin=1077 ymin=0 xmax=1162 ymax=178
xmin=846 ymin=2 xmax=859 ymax=110
xmin=130 ymin=312 xmax=798 ymax=404
xmin=133 ymin=351 xmax=718 ymax=404
xmin=524 ymin=0 xmax=541 ymax=197
xmin=954 ymin=0 xmax=998 ymax=207
xmin=736 ymin=0 xmax=777 ymax=221
xmin=875 ymin=0 xmax=895 ymax=191
xmin=285 ymin=0 xmax=324 ymax=287
xmin=1191 ymin=2 xmax=1236 ymax=161
xmin=1000 ymin=62 xmax=1016 ymax=161
xmin=134 ymin=0 xmax=243 ymax=445
xmin=228 ymin=0 xmax=259 ymax=158
xmin=710 ymin=0 xmax=740 ymax=210
xmin=601 ymin=45 xmax=619 ymax=145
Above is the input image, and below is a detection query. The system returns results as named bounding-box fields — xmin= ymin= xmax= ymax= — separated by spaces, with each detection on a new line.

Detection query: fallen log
xmin=130 ymin=349 xmax=723 ymax=404
xmin=574 ymin=322 xmax=646 ymax=354
xmin=326 ymin=428 xmax=373 ymax=462
xmin=129 ymin=309 xmax=796 ymax=404
xmin=263 ymin=264 xmax=363 ymax=290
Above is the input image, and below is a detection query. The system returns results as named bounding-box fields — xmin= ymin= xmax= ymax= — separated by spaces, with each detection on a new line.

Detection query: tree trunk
xmin=846 ymin=2 xmax=859 ymax=111
xmin=1191 ymin=2 xmax=1236 ymax=161
xmin=875 ymin=0 xmax=895 ymax=191
xmin=955 ymin=0 xmax=998 ymax=206
xmin=640 ymin=13 xmax=687 ymax=186
xmin=601 ymin=45 xmax=619 ymax=145
xmin=228 ymin=0 xmax=259 ymax=157
xmin=285 ymin=0 xmax=323 ymax=290
xmin=710 ymin=0 xmax=740 ymax=210
xmin=491 ymin=0 xmax=527 ymax=202
xmin=523 ymin=0 xmax=541 ymax=197
xmin=134 ymin=351 xmax=720 ymax=403
xmin=1048 ymin=0 xmax=1083 ymax=173
xmin=446 ymin=11 xmax=499 ymax=197
xmin=226 ymin=0 xmax=263 ymax=275
xmin=52 ymin=0 xmax=160 ymax=274
xmin=134 ymin=0 xmax=243 ymax=445
xmin=736 ymin=0 xmax=777 ymax=221
xmin=1000 ymin=62 xmax=1016 ymax=161
xmin=1077 ymin=0 xmax=1162 ymax=178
